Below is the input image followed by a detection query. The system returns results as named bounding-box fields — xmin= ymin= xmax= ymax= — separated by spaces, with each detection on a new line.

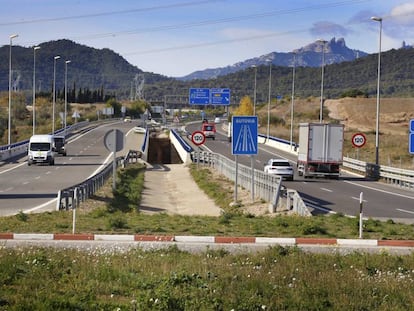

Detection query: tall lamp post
xmin=8 ymin=34 xmax=18 ymax=146
xmin=32 ymin=46 xmax=41 ymax=136
xmin=371 ymin=16 xmax=382 ymax=165
xmin=52 ymin=55 xmax=60 ymax=134
xmin=290 ymin=53 xmax=296 ymax=149
xmin=267 ymin=61 xmax=272 ymax=141
xmin=252 ymin=65 xmax=257 ymax=115
xmin=318 ymin=39 xmax=327 ymax=123
xmin=64 ymin=60 xmax=71 ymax=136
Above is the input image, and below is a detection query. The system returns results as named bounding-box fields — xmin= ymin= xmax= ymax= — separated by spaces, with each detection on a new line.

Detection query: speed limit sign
xmin=352 ymin=133 xmax=366 ymax=148
xmin=191 ymin=131 xmax=206 ymax=146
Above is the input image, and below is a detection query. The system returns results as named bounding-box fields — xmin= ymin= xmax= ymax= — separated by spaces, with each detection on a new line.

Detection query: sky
xmin=1 ymin=0 xmax=414 ymax=77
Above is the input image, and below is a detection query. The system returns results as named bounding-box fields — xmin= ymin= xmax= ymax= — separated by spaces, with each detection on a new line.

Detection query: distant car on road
xmin=214 ymin=117 xmax=221 ymax=124
xmin=53 ymin=135 xmax=67 ymax=156
xmin=264 ymin=158 xmax=294 ymax=181
xmin=124 ymin=116 xmax=132 ymax=122
xmin=133 ymin=126 xmax=146 ymax=134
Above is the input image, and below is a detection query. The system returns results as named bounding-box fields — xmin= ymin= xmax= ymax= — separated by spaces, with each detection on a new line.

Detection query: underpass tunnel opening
xmin=147 ymin=135 xmax=182 ymax=164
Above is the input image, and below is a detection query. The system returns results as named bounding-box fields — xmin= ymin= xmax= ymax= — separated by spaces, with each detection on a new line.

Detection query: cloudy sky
xmin=1 ymin=0 xmax=413 ymax=77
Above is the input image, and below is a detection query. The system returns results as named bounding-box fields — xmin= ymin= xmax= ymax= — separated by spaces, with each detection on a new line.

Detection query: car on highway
xmin=133 ymin=126 xmax=146 ymax=134
xmin=264 ymin=158 xmax=294 ymax=181
xmin=53 ymin=135 xmax=67 ymax=156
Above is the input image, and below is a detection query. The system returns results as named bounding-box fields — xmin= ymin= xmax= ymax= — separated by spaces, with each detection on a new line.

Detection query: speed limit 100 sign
xmin=352 ymin=133 xmax=366 ymax=148
xmin=191 ymin=131 xmax=206 ymax=146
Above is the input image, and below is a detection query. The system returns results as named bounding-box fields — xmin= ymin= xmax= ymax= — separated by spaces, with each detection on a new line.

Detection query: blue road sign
xmin=410 ymin=119 xmax=414 ymax=154
xmin=189 ymin=88 xmax=210 ymax=105
xmin=232 ymin=116 xmax=258 ymax=155
xmin=211 ymin=88 xmax=230 ymax=105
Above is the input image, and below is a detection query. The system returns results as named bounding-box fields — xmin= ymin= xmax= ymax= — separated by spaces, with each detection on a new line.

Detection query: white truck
xmin=297 ymin=123 xmax=344 ymax=179
xmin=27 ymin=134 xmax=55 ymax=166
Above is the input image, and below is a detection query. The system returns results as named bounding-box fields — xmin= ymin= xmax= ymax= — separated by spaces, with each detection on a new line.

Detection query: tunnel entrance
xmin=147 ymin=136 xmax=182 ymax=164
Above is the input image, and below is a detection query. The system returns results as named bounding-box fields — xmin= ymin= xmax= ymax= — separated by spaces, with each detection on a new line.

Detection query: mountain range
xmin=0 ymin=38 xmax=413 ymax=101
xmin=179 ymin=37 xmax=367 ymax=80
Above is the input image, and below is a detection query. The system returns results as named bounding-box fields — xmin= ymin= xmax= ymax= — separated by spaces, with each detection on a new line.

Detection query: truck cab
xmin=27 ymin=134 xmax=55 ymax=166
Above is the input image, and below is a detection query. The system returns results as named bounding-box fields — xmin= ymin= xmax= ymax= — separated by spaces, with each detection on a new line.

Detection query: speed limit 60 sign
xmin=352 ymin=133 xmax=366 ymax=148
xmin=191 ymin=131 xmax=206 ymax=146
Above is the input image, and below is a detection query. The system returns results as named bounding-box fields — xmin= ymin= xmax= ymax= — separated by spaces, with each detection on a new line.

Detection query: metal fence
xmin=56 ymin=150 xmax=142 ymax=210
xmin=191 ymin=151 xmax=311 ymax=216
xmin=343 ymin=157 xmax=414 ymax=189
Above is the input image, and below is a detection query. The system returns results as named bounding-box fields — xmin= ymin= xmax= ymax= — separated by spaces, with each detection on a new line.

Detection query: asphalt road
xmin=186 ymin=122 xmax=414 ymax=224
xmin=0 ymin=121 xmax=140 ymax=216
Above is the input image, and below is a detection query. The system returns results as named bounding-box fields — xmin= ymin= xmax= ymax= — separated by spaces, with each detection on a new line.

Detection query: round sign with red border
xmin=191 ymin=131 xmax=206 ymax=146
xmin=352 ymin=133 xmax=366 ymax=148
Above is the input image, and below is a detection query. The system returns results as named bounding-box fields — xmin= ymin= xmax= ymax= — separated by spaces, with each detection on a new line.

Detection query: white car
xmin=264 ymin=159 xmax=294 ymax=181
xmin=133 ymin=126 xmax=146 ymax=134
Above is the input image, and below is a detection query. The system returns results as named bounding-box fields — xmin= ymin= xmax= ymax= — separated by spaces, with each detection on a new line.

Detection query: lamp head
xmin=54 ymin=55 xmax=61 ymax=60
xmin=371 ymin=16 xmax=382 ymax=22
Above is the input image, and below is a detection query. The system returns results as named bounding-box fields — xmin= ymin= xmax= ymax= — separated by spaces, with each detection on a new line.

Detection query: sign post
xmin=191 ymin=131 xmax=206 ymax=146
xmin=351 ymin=132 xmax=366 ymax=160
xmin=104 ymin=129 xmax=125 ymax=189
xmin=231 ymin=116 xmax=258 ymax=202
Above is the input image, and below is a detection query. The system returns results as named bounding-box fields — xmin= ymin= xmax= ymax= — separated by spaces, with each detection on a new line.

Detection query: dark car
xmin=53 ymin=135 xmax=67 ymax=156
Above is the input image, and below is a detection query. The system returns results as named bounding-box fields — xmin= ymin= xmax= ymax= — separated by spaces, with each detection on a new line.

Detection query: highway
xmin=0 ymin=121 xmax=138 ymax=216
xmin=2 ymin=120 xmax=414 ymax=224
xmin=187 ymin=122 xmax=414 ymax=223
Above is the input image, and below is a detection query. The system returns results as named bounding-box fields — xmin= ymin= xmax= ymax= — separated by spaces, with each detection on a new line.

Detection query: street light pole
xmin=52 ymin=55 xmax=60 ymax=134
xmin=32 ymin=46 xmax=40 ymax=136
xmin=267 ymin=62 xmax=272 ymax=141
xmin=371 ymin=16 xmax=382 ymax=165
xmin=64 ymin=60 xmax=71 ymax=136
xmin=8 ymin=34 xmax=18 ymax=146
xmin=252 ymin=65 xmax=257 ymax=115
xmin=290 ymin=53 xmax=296 ymax=149
xmin=318 ymin=39 xmax=327 ymax=123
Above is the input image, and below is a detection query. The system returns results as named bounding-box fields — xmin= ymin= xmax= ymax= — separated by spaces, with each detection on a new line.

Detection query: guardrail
xmin=0 ymin=121 xmax=89 ymax=162
xmin=261 ymin=133 xmax=414 ymax=190
xmin=191 ymin=151 xmax=311 ymax=216
xmin=56 ymin=149 xmax=142 ymax=210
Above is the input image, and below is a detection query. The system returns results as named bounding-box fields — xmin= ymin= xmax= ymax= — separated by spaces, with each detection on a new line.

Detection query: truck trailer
xmin=297 ymin=123 xmax=344 ymax=178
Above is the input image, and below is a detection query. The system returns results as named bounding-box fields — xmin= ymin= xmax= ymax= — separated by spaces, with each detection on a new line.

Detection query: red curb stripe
xmin=0 ymin=233 xmax=13 ymax=239
xmin=134 ymin=235 xmax=174 ymax=242
xmin=54 ymin=234 xmax=94 ymax=241
xmin=296 ymin=238 xmax=337 ymax=245
xmin=378 ymin=240 xmax=414 ymax=247
xmin=214 ymin=236 xmax=255 ymax=244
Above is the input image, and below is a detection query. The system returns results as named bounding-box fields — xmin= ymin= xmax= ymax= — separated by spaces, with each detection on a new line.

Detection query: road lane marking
xmin=352 ymin=196 xmax=367 ymax=202
xmin=321 ymin=187 xmax=333 ymax=192
xmin=0 ymin=162 xmax=26 ymax=174
xmin=343 ymin=180 xmax=414 ymax=200
xmin=396 ymin=208 xmax=414 ymax=215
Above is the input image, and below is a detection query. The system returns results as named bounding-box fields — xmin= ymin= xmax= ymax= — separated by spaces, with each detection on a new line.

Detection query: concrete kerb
xmin=1 ymin=233 xmax=414 ymax=249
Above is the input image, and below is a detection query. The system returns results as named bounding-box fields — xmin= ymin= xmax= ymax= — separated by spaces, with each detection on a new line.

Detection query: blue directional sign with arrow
xmin=189 ymin=88 xmax=230 ymax=105
xmin=232 ymin=116 xmax=258 ymax=155
xmin=211 ymin=88 xmax=230 ymax=105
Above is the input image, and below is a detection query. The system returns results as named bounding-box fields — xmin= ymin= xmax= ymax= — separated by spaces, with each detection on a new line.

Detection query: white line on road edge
xmin=343 ymin=180 xmax=414 ymax=200
xmin=396 ymin=208 xmax=414 ymax=215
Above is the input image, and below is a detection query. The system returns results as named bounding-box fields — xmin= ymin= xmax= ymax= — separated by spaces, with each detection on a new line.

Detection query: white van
xmin=27 ymin=134 xmax=55 ymax=166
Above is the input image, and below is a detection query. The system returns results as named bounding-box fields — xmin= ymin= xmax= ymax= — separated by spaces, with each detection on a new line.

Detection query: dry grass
xmin=256 ymin=97 xmax=414 ymax=168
